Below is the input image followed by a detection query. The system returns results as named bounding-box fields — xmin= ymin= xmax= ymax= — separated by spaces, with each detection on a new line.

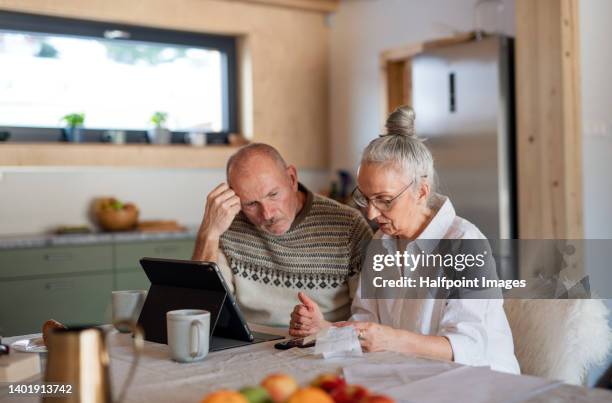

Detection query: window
xmin=0 ymin=11 xmax=237 ymax=142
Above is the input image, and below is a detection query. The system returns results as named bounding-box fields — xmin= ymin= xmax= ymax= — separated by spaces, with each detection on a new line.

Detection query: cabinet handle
xmin=154 ymin=245 xmax=179 ymax=254
xmin=44 ymin=280 xmax=75 ymax=290
xmin=44 ymin=252 xmax=73 ymax=262
xmin=449 ymin=72 xmax=456 ymax=113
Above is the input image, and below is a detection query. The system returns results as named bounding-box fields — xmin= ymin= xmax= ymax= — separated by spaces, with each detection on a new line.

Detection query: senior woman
xmin=289 ymin=106 xmax=520 ymax=374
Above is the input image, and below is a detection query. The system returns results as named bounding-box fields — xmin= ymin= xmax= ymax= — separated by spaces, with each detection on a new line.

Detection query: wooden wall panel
xmin=386 ymin=61 xmax=406 ymax=114
xmin=233 ymin=0 xmax=339 ymax=13
xmin=515 ymin=0 xmax=583 ymax=238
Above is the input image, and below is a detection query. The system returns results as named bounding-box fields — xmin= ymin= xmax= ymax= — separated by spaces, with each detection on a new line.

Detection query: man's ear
xmin=286 ymin=165 xmax=298 ymax=190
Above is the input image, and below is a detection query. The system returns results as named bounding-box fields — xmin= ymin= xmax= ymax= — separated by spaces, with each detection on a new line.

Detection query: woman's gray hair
xmin=361 ymin=105 xmax=436 ymax=196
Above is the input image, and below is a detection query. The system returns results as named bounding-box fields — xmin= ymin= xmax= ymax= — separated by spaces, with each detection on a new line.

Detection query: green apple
xmin=239 ymin=386 xmax=273 ymax=403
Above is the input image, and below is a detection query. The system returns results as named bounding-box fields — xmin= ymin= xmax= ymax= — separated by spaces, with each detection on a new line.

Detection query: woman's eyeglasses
xmin=352 ymin=183 xmax=411 ymax=212
xmin=351 ymin=175 xmax=427 ymax=212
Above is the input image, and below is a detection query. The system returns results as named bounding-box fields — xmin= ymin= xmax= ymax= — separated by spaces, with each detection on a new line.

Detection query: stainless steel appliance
xmin=412 ymin=35 xmax=516 ymax=241
xmin=411 ymin=35 xmax=516 ymax=279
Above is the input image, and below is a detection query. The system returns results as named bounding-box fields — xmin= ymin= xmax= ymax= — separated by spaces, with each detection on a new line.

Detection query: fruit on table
xmin=93 ymin=197 xmax=139 ymax=231
xmin=329 ymin=384 xmax=369 ymax=403
xmin=96 ymin=197 xmax=135 ymax=212
xmin=360 ymin=395 xmax=395 ymax=403
xmin=239 ymin=386 xmax=273 ymax=403
xmin=201 ymin=372 xmax=394 ymax=403
xmin=310 ymin=373 xmax=347 ymax=393
xmin=202 ymin=390 xmax=248 ymax=403
xmin=287 ymin=387 xmax=334 ymax=403
xmin=260 ymin=374 xmax=299 ymax=403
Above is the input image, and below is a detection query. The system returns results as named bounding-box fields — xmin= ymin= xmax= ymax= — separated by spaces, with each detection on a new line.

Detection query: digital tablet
xmin=138 ymin=257 xmax=282 ymax=351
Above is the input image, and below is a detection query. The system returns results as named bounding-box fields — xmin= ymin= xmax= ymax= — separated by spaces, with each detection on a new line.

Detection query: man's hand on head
xmin=200 ymin=183 xmax=241 ymax=240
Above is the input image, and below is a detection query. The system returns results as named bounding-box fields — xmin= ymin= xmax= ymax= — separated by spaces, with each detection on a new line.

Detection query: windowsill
xmin=0 ymin=143 xmax=240 ymax=169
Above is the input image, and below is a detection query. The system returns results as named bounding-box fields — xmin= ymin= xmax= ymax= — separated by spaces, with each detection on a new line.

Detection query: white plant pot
xmin=147 ymin=128 xmax=171 ymax=145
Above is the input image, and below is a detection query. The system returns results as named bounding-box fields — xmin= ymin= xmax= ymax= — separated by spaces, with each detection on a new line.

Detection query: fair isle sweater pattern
xmin=220 ymin=189 xmax=372 ymax=290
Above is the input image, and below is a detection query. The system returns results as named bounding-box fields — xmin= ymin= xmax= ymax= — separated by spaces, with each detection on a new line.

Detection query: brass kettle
xmin=43 ymin=321 xmax=143 ymax=403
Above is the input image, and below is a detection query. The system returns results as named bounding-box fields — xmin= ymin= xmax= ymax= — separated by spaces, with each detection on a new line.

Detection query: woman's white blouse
xmin=350 ymin=194 xmax=521 ymax=374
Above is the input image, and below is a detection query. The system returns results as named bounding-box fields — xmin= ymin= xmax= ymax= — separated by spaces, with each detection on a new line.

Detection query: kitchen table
xmin=1 ymin=325 xmax=611 ymax=403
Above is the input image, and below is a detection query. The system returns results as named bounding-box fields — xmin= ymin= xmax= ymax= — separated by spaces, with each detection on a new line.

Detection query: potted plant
xmin=148 ymin=111 xmax=171 ymax=145
xmin=61 ymin=113 xmax=85 ymax=142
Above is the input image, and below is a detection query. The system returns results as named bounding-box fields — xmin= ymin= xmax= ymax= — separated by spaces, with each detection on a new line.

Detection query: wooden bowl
xmin=96 ymin=208 xmax=139 ymax=232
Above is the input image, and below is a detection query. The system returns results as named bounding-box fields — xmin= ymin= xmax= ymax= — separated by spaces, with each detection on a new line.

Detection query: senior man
xmin=192 ymin=143 xmax=372 ymax=327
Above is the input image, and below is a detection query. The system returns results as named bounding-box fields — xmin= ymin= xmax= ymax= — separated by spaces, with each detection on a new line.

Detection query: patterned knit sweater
xmin=218 ymin=184 xmax=373 ymax=327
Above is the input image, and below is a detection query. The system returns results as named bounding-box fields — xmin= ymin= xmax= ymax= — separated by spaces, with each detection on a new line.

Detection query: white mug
xmin=166 ymin=309 xmax=210 ymax=363
xmin=112 ymin=290 xmax=147 ymax=332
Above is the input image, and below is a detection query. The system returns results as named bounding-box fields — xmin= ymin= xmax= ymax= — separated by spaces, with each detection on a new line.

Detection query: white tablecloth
xmin=1 ymin=325 xmax=611 ymax=403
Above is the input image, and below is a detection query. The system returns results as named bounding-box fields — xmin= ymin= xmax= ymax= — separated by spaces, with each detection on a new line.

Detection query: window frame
xmin=0 ymin=10 xmax=238 ymax=144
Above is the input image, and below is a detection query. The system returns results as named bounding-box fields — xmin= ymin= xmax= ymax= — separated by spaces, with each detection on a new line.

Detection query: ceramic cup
xmin=111 ymin=290 xmax=147 ymax=332
xmin=166 ymin=309 xmax=210 ymax=363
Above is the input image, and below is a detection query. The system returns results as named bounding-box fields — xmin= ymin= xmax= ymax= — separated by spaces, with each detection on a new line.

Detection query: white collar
xmin=376 ymin=194 xmax=456 ymax=254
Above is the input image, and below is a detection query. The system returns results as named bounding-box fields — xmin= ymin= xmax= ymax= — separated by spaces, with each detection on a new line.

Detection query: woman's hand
xmin=336 ymin=321 xmax=453 ymax=360
xmin=335 ymin=321 xmax=401 ymax=352
xmin=289 ymin=292 xmax=330 ymax=337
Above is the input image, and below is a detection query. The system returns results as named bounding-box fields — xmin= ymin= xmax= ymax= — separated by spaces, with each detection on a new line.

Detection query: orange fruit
xmin=287 ymin=387 xmax=334 ymax=403
xmin=202 ymin=390 xmax=248 ymax=403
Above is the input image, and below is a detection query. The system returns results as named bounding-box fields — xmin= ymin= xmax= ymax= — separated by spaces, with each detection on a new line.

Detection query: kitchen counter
xmin=0 ymin=228 xmax=198 ymax=250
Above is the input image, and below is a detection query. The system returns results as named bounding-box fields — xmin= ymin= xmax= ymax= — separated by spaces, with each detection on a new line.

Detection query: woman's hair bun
xmin=383 ymin=105 xmax=416 ymax=138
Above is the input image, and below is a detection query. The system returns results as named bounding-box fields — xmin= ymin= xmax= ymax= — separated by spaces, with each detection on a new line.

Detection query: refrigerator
xmin=411 ymin=35 xmax=516 ymax=277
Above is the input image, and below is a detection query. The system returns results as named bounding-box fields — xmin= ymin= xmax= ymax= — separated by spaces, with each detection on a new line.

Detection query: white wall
xmin=580 ymin=0 xmax=612 ymax=239
xmin=328 ymin=0 xmax=515 ymax=173
xmin=580 ymin=0 xmax=612 ymax=386
xmin=0 ymin=168 xmax=328 ymax=235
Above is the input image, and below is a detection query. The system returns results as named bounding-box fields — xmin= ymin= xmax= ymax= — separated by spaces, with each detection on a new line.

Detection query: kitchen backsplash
xmin=0 ymin=168 xmax=329 ymax=236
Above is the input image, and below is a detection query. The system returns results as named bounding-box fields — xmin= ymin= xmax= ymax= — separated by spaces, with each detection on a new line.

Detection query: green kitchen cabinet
xmin=114 ymin=240 xmax=195 ymax=270
xmin=0 ymin=244 xmax=114 ymax=335
xmin=0 ymin=244 xmax=113 ymax=279
xmin=0 ymin=237 xmax=196 ymax=336
xmin=0 ymin=273 xmax=113 ymax=336
xmin=115 ymin=270 xmax=150 ymax=291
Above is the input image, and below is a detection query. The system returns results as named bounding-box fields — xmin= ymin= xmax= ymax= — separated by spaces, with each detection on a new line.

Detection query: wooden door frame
xmin=515 ymin=0 xmax=583 ymax=239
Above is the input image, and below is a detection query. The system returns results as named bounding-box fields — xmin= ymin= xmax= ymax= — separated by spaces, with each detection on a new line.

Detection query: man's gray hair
xmin=361 ymin=105 xmax=436 ymax=193
xmin=226 ymin=143 xmax=288 ymax=184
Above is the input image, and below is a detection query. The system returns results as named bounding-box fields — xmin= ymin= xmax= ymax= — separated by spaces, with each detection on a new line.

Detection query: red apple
xmin=330 ymin=385 xmax=369 ymax=403
xmin=261 ymin=374 xmax=299 ymax=403
xmin=360 ymin=395 xmax=395 ymax=403
xmin=311 ymin=373 xmax=347 ymax=393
